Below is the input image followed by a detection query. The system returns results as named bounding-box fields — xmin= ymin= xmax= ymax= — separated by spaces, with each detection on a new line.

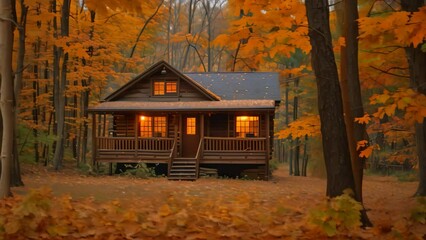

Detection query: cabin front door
xmin=181 ymin=115 xmax=200 ymax=157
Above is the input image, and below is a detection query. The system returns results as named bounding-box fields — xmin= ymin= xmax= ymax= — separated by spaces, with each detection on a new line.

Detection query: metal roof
xmin=89 ymin=100 xmax=276 ymax=112
xmin=184 ymin=72 xmax=281 ymax=101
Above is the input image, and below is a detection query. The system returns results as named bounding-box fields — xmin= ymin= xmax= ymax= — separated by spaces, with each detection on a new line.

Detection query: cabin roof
xmin=185 ymin=72 xmax=281 ymax=101
xmin=89 ymin=61 xmax=281 ymax=112
xmin=89 ymin=100 xmax=276 ymax=112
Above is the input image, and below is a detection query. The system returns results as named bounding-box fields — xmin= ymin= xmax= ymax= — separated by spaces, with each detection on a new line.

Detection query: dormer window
xmin=153 ymin=80 xmax=177 ymax=96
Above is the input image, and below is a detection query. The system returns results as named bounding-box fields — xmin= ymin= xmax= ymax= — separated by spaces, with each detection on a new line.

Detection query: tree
xmin=337 ymin=0 xmax=371 ymax=225
xmin=0 ymin=0 xmax=15 ymax=198
xmin=401 ymin=0 xmax=426 ymax=196
xmin=52 ymin=0 xmax=71 ymax=170
xmin=304 ymin=0 xmax=356 ymax=197
xmin=358 ymin=2 xmax=426 ymax=196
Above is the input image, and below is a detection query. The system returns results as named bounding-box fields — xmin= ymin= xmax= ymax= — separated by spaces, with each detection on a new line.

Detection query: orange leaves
xmin=354 ymin=114 xmax=371 ymax=125
xmin=359 ymin=6 xmax=426 ymax=47
xmin=370 ymin=88 xmax=426 ymax=124
xmin=278 ymin=115 xmax=321 ymax=139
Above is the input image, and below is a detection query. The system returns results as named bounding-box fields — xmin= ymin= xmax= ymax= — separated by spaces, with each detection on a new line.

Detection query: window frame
xmin=139 ymin=115 xmax=168 ymax=138
xmin=152 ymin=79 xmax=178 ymax=96
xmin=235 ymin=115 xmax=260 ymax=138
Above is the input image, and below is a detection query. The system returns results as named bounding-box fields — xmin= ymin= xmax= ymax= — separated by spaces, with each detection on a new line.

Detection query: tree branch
xmin=369 ymin=65 xmax=410 ymax=79
xmin=0 ymin=16 xmax=22 ymax=29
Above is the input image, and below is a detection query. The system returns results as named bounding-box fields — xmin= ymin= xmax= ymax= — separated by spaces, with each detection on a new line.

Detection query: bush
xmin=308 ymin=190 xmax=362 ymax=237
xmin=120 ymin=162 xmax=156 ymax=179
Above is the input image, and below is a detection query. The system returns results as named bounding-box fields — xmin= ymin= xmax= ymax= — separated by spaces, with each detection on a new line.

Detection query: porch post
xmin=91 ymin=112 xmax=97 ymax=170
xmin=134 ymin=113 xmax=138 ymax=157
xmin=265 ymin=112 xmax=270 ymax=180
xmin=198 ymin=114 xmax=205 ymax=178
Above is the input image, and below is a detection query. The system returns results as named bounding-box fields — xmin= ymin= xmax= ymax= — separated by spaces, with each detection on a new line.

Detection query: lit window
xmin=153 ymin=81 xmax=177 ymax=95
xmin=166 ymin=82 xmax=177 ymax=93
xmin=153 ymin=82 xmax=165 ymax=95
xmin=140 ymin=116 xmax=167 ymax=137
xmin=186 ymin=118 xmax=196 ymax=135
xmin=236 ymin=116 xmax=259 ymax=137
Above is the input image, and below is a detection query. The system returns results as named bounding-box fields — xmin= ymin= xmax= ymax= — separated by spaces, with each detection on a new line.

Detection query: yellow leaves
xmin=278 ymin=115 xmax=321 ymax=139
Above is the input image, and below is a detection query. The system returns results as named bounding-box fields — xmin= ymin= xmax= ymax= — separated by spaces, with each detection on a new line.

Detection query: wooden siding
xmin=113 ymin=114 xmax=135 ymax=137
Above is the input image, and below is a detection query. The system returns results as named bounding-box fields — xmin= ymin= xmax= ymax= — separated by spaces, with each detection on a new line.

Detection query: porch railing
xmin=203 ymin=137 xmax=266 ymax=151
xmin=97 ymin=137 xmax=174 ymax=151
xmin=96 ymin=137 xmax=175 ymax=162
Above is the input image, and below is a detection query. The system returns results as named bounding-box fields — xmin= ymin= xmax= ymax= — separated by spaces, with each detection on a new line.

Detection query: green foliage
xmin=394 ymin=170 xmax=418 ymax=182
xmin=410 ymin=197 xmax=426 ymax=224
xmin=121 ymin=163 xmax=156 ymax=179
xmin=308 ymin=190 xmax=362 ymax=237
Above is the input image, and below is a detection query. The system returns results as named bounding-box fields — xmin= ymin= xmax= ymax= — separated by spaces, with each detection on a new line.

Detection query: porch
xmin=93 ymin=136 xmax=269 ymax=179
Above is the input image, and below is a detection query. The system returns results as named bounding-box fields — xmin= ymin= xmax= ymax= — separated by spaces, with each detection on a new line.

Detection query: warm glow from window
xmin=153 ymin=81 xmax=177 ymax=96
xmin=139 ymin=116 xmax=167 ymax=137
xmin=153 ymin=82 xmax=165 ymax=95
xmin=166 ymin=82 xmax=177 ymax=93
xmin=186 ymin=118 xmax=196 ymax=135
xmin=236 ymin=116 xmax=259 ymax=137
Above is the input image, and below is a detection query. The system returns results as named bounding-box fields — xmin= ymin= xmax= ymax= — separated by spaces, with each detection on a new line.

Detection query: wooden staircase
xmin=168 ymin=157 xmax=197 ymax=180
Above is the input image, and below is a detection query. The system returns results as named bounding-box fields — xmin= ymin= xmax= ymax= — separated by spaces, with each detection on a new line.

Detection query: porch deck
xmin=94 ymin=137 xmax=268 ymax=164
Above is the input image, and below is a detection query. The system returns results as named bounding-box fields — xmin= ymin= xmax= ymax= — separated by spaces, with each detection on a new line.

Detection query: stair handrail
xmin=168 ymin=140 xmax=177 ymax=176
xmin=194 ymin=138 xmax=204 ymax=178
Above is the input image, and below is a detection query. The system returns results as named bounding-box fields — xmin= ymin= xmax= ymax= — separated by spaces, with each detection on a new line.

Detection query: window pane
xmin=166 ymin=82 xmax=177 ymax=93
xmin=140 ymin=116 xmax=152 ymax=137
xmin=187 ymin=117 xmax=196 ymax=135
xmin=153 ymin=117 xmax=167 ymax=137
xmin=153 ymin=81 xmax=165 ymax=95
xmin=236 ymin=116 xmax=259 ymax=137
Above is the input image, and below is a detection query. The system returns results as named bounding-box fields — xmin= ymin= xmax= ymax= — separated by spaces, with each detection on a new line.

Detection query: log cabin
xmin=88 ymin=60 xmax=281 ymax=180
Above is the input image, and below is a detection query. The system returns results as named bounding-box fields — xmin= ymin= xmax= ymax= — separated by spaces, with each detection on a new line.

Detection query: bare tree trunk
xmin=0 ymin=0 xmax=15 ymax=198
xmin=339 ymin=0 xmax=371 ymax=226
xmin=293 ymin=77 xmax=300 ymax=176
xmin=10 ymin=0 xmax=27 ymax=187
xmin=401 ymin=0 xmax=426 ymax=196
xmin=305 ymin=0 xmax=356 ymax=197
xmin=52 ymin=0 xmax=71 ymax=170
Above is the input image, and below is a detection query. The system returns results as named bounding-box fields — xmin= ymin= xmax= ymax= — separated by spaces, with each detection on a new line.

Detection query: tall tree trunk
xmin=11 ymin=0 xmax=27 ymax=187
xmin=401 ymin=0 xmax=426 ymax=197
xmin=0 ymin=0 xmax=14 ymax=198
xmin=305 ymin=0 xmax=356 ymax=197
xmin=339 ymin=0 xmax=371 ymax=226
xmin=293 ymin=77 xmax=300 ymax=176
xmin=53 ymin=0 xmax=71 ymax=170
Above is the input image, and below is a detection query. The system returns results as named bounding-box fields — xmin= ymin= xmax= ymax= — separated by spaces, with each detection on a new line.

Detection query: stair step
xmin=174 ymin=158 xmax=196 ymax=161
xmin=173 ymin=161 xmax=196 ymax=164
xmin=170 ymin=169 xmax=196 ymax=173
xmin=169 ymin=174 xmax=196 ymax=177
xmin=171 ymin=165 xmax=196 ymax=168
xmin=168 ymin=176 xmax=196 ymax=181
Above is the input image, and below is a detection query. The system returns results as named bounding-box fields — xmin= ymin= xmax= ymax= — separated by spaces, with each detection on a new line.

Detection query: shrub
xmin=308 ymin=190 xmax=362 ymax=237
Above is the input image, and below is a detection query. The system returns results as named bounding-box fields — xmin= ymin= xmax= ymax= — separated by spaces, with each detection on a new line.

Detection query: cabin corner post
xmin=265 ymin=112 xmax=270 ymax=180
xmin=91 ymin=112 xmax=97 ymax=171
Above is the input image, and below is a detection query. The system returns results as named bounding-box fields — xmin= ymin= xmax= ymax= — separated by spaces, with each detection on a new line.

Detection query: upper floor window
xmin=153 ymin=80 xmax=177 ymax=96
xmin=236 ymin=116 xmax=259 ymax=137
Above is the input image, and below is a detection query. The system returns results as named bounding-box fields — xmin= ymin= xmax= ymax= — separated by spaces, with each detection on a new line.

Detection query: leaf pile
xmin=1 ymin=187 xmax=424 ymax=239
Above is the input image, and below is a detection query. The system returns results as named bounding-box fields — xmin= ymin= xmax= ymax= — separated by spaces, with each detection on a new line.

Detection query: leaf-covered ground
xmin=2 ymin=164 xmax=425 ymax=239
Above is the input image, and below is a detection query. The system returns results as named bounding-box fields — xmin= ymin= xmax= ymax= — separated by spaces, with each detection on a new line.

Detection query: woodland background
xmin=0 ymin=0 xmax=425 ymax=238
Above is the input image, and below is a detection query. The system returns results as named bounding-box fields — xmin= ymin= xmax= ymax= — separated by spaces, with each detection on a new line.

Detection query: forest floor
xmin=6 ymin=163 xmax=426 ymax=239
